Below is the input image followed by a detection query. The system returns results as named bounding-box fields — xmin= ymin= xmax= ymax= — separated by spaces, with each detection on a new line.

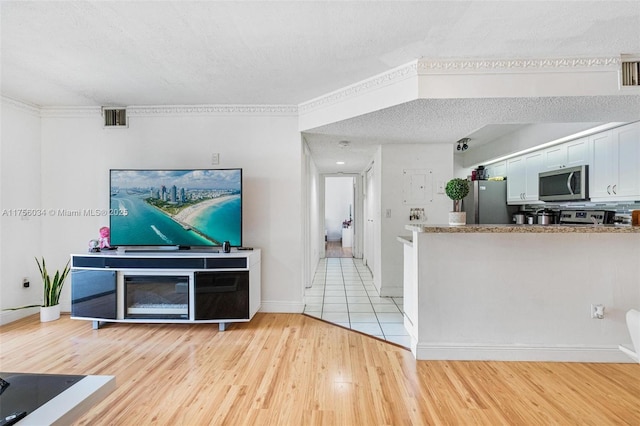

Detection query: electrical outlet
xmin=591 ymin=304 xmax=605 ymax=319
xmin=385 ymin=209 xmax=392 ymax=218
xmin=211 ymin=153 xmax=220 ymax=165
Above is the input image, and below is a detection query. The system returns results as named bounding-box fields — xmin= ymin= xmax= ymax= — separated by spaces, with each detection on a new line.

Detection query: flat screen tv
xmin=109 ymin=169 xmax=242 ymax=247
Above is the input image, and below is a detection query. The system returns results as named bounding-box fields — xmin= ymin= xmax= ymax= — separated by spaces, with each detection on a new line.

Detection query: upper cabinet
xmin=542 ymin=137 xmax=588 ymax=170
xmin=507 ymin=152 xmax=543 ymax=205
xmin=590 ymin=122 xmax=640 ymax=201
xmin=484 ymin=161 xmax=506 ymax=179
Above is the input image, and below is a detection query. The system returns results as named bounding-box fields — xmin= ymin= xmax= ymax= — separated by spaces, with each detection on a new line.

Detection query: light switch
xmin=436 ymin=180 xmax=445 ymax=194
xmin=385 ymin=209 xmax=392 ymax=218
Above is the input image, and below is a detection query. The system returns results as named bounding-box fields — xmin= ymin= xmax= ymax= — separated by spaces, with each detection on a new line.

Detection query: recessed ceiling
xmin=303 ymin=96 xmax=640 ymax=173
xmin=2 ymin=1 xmax=640 ymax=173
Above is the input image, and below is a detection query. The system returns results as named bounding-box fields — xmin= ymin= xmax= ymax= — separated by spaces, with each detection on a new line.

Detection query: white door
xmin=614 ymin=122 xmax=640 ymax=198
xmin=363 ymin=167 xmax=375 ymax=273
xmin=506 ymin=156 xmax=526 ymax=203
xmin=590 ymin=131 xmax=615 ymax=199
xmin=523 ymin=152 xmax=543 ymax=201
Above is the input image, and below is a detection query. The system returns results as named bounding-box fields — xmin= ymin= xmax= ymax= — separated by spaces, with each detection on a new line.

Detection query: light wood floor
xmin=1 ymin=313 xmax=639 ymax=425
xmin=325 ymin=240 xmax=352 ymax=258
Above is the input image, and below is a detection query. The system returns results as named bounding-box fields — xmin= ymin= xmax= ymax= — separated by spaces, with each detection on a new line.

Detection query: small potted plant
xmin=445 ymin=178 xmax=470 ymax=225
xmin=3 ymin=257 xmax=70 ymax=322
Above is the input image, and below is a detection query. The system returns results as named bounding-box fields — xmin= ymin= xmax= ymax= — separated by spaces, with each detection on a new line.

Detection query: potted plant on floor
xmin=445 ymin=178 xmax=469 ymax=225
xmin=3 ymin=257 xmax=71 ymax=322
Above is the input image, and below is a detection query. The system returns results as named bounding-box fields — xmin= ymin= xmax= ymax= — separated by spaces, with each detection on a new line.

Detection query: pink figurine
xmin=99 ymin=226 xmax=111 ymax=249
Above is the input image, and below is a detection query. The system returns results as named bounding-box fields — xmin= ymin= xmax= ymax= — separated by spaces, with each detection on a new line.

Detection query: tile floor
xmin=303 ymin=257 xmax=410 ymax=347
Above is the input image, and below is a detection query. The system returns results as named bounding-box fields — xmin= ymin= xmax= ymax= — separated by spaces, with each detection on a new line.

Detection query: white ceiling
xmin=2 ymin=1 xmax=640 ymax=172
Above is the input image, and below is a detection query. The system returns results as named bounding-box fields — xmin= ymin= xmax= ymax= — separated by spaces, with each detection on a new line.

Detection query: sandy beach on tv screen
xmin=172 ymin=195 xmax=235 ymax=226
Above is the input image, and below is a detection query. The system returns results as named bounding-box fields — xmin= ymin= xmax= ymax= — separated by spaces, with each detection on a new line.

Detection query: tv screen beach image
xmin=109 ymin=169 xmax=242 ymax=247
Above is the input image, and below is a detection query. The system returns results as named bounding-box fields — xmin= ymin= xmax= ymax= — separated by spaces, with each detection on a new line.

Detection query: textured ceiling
xmin=3 ymin=1 xmax=639 ymax=107
xmin=304 ymin=96 xmax=640 ymax=172
xmin=2 ymin=1 xmax=640 ymax=172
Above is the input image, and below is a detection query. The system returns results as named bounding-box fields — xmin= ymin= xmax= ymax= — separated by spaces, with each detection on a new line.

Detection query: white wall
xmin=0 ymin=99 xmax=44 ymax=323
xmin=377 ymin=144 xmax=453 ymax=297
xmin=324 ymin=177 xmax=353 ymax=241
xmin=412 ymin=231 xmax=640 ymax=362
xmin=35 ymin=109 xmax=303 ymax=313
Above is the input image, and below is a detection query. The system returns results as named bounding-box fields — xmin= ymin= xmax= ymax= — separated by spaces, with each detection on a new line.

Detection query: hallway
xmin=303 ymin=257 xmax=410 ymax=347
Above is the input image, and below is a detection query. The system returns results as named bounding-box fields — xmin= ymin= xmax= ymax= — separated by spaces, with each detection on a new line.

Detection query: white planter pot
xmin=40 ymin=305 xmax=60 ymax=322
xmin=448 ymin=211 xmax=466 ymax=226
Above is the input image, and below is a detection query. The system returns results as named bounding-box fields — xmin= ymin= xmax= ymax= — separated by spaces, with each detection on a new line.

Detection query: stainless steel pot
xmin=513 ymin=213 xmax=526 ymax=225
xmin=537 ymin=210 xmax=557 ymax=225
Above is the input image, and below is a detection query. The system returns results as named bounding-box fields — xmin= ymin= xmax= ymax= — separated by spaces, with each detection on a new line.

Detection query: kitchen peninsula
xmin=400 ymin=224 xmax=640 ymax=362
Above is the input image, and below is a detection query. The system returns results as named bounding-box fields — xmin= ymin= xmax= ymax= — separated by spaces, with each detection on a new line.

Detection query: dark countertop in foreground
xmin=405 ymin=223 xmax=640 ymax=233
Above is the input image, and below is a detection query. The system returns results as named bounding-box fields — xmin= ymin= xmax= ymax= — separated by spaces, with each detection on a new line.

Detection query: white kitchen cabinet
xmin=590 ymin=122 xmax=640 ymax=201
xmin=543 ymin=137 xmax=588 ymax=170
xmin=484 ymin=161 xmax=506 ymax=178
xmin=507 ymin=152 xmax=543 ymax=204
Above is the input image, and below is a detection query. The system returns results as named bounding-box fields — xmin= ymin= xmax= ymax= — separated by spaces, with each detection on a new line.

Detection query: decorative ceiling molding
xmin=6 ymin=56 xmax=625 ymax=118
xmin=417 ymin=56 xmax=621 ymax=73
xmin=39 ymin=106 xmax=102 ymax=117
xmin=299 ymin=61 xmax=418 ymax=114
xmin=127 ymin=105 xmax=298 ymax=116
xmin=21 ymin=103 xmax=298 ymax=118
xmin=299 ymin=56 xmax=622 ymax=114
xmin=1 ymin=96 xmax=40 ymax=116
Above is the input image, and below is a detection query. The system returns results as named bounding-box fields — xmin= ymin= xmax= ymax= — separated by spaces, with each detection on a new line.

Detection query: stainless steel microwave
xmin=538 ymin=165 xmax=588 ymax=202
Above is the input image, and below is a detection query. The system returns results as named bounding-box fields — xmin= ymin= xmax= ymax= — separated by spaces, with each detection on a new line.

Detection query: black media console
xmin=70 ymin=249 xmax=260 ymax=331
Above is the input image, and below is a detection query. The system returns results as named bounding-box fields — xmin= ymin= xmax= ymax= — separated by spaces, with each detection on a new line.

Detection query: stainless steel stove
xmin=559 ymin=209 xmax=616 ymax=225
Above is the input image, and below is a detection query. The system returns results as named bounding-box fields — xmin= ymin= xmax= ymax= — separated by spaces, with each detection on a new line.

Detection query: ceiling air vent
xmin=103 ymin=108 xmax=127 ymax=127
xmin=621 ymin=58 xmax=639 ymax=87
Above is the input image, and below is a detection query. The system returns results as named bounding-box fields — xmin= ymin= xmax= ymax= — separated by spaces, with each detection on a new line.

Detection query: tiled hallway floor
xmin=303 ymin=257 xmax=410 ymax=347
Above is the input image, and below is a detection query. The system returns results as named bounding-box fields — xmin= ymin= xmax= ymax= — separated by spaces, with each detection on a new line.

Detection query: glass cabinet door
xmin=194 ymin=271 xmax=249 ymax=320
xmin=71 ymin=270 xmax=117 ymax=319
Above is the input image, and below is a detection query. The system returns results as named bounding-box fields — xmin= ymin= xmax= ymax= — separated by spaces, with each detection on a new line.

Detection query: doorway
xmin=324 ymin=176 xmax=354 ymax=258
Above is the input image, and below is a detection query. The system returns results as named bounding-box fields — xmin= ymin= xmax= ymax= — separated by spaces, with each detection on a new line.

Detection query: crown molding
xmin=299 ymin=61 xmax=418 ymax=114
xmin=1 ymin=96 xmax=41 ymax=116
xmin=39 ymin=106 xmax=102 ymax=117
xmin=299 ymin=56 xmax=622 ymax=114
xmin=417 ymin=56 xmax=621 ymax=73
xmin=4 ymin=56 xmax=624 ymax=118
xmin=3 ymin=101 xmax=298 ymax=117
xmin=127 ymin=105 xmax=298 ymax=116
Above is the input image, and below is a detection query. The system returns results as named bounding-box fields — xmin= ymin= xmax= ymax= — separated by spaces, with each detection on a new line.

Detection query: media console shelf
xmin=70 ymin=249 xmax=260 ymax=331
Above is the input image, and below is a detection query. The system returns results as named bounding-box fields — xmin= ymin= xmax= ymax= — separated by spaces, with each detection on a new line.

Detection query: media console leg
xmin=92 ymin=320 xmax=101 ymax=330
xmin=219 ymin=322 xmax=228 ymax=332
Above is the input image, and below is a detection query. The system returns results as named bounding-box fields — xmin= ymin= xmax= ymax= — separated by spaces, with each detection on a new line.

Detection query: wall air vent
xmin=103 ymin=108 xmax=127 ymax=127
xmin=621 ymin=57 xmax=639 ymax=87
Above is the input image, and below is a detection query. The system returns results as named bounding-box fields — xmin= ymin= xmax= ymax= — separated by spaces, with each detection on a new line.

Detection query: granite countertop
xmin=405 ymin=223 xmax=640 ymax=233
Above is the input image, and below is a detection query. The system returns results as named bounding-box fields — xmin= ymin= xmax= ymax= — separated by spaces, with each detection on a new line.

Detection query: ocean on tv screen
xmin=109 ymin=169 xmax=242 ymax=246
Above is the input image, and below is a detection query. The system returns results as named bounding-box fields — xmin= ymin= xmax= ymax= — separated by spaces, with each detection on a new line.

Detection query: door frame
xmin=322 ymin=173 xmax=362 ymax=259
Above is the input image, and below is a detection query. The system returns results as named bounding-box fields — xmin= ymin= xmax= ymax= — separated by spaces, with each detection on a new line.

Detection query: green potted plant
xmin=445 ymin=178 xmax=470 ymax=225
xmin=3 ymin=257 xmax=71 ymax=322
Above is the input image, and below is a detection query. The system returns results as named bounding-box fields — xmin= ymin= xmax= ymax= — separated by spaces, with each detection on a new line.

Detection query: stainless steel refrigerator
xmin=462 ymin=180 xmax=517 ymax=224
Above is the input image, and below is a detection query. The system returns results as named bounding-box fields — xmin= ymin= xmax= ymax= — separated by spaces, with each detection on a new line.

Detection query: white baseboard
xmin=379 ymin=287 xmax=403 ymax=298
xmin=0 ymin=308 xmax=39 ymax=326
xmin=259 ymin=300 xmax=305 ymax=313
xmin=415 ymin=343 xmax=636 ymax=363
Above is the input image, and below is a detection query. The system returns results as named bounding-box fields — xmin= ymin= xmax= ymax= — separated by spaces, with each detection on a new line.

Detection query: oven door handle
xmin=567 ymin=172 xmax=575 ymax=195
